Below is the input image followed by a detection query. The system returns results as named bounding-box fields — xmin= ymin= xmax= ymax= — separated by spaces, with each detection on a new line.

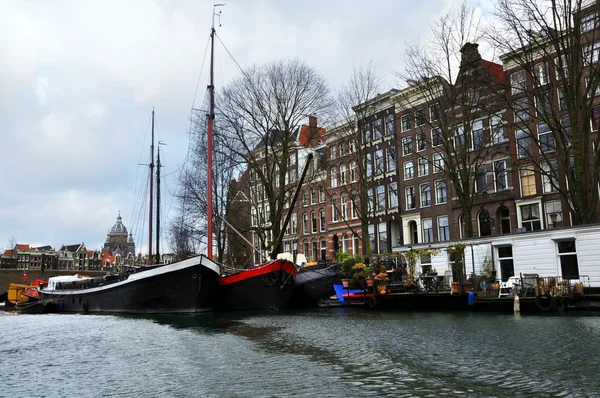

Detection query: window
xmin=302 ymin=191 xmax=308 ymax=206
xmin=422 ymin=219 xmax=433 ymax=243
xmin=557 ymin=240 xmax=579 ymax=279
xmin=312 ymin=240 xmax=318 ymax=262
xmin=367 ymin=189 xmax=374 ymax=216
xmin=534 ymin=62 xmax=548 ymax=86
xmin=251 ymin=208 xmax=257 ymax=226
xmin=332 ymin=198 xmax=339 ymax=222
xmin=385 ymin=114 xmax=395 ymax=135
xmin=541 ymin=160 xmax=558 ymax=193
xmin=330 ymin=145 xmax=337 ymax=159
xmin=404 ymin=161 xmax=414 ymax=180
xmin=366 ymin=153 xmax=373 ymax=177
xmin=497 ymin=246 xmax=515 ymax=281
xmin=586 ymin=76 xmax=600 ymax=98
xmin=320 ymin=210 xmax=326 ymax=232
xmin=368 ymin=225 xmax=376 ymax=254
xmin=520 ymin=203 xmax=541 ymax=231
xmin=378 ymin=222 xmax=387 ymax=254
xmin=386 ymin=147 xmax=396 ymax=172
xmin=353 ymin=234 xmax=360 ymax=255
xmin=351 ymin=195 xmax=358 ymax=219
xmin=402 ymin=136 xmax=413 ymax=155
xmin=374 ymin=119 xmax=383 ymax=140
xmin=340 ymin=164 xmax=347 ymax=185
xmin=479 ymin=210 xmax=491 ymax=236
xmin=511 ymin=70 xmax=526 ymax=94
xmin=514 ymin=98 xmax=530 ymax=122
xmin=350 ymin=161 xmax=357 ymax=182
xmin=389 ymin=182 xmax=398 ymax=209
xmin=363 ymin=122 xmax=371 ymax=144
xmin=432 ymin=127 xmax=442 ymax=147
xmin=476 ymin=165 xmax=488 ymax=192
xmin=415 ymin=109 xmax=426 ymax=126
xmin=420 ymin=253 xmax=431 ymax=274
xmin=584 ymin=40 xmax=600 ymax=65
xmin=520 ymin=166 xmax=537 ymax=196
xmin=311 ymin=212 xmax=317 ymax=233
xmin=545 ymin=200 xmax=563 ymax=228
xmin=555 ymin=54 xmax=569 ymax=80
xmin=469 ymin=90 xmax=480 ymax=105
xmin=557 ymin=87 xmax=566 ymax=110
xmin=582 ymin=11 xmax=599 ymax=32
xmin=375 ymin=149 xmax=385 ymax=175
xmin=320 ymin=240 xmax=327 ymax=261
xmin=320 ymin=187 xmax=326 ymax=203
xmin=311 ymin=189 xmax=317 ymax=205
xmin=376 ymin=185 xmax=385 ymax=212
xmin=433 ymin=153 xmax=444 ymax=172
xmin=538 ymin=122 xmax=555 ymax=153
xmin=342 ymin=234 xmax=349 ymax=253
xmin=472 ymin=120 xmax=484 ymax=149
xmin=536 ymin=92 xmax=552 ymax=116
xmin=291 ymin=213 xmax=298 ymax=234
xmin=417 ymin=133 xmax=427 ymax=151
xmin=454 ymin=125 xmax=465 ymax=151
xmin=516 ymin=128 xmax=532 ymax=159
xmin=401 ymin=115 xmax=411 ymax=131
xmin=349 ymin=140 xmax=356 ymax=153
xmin=405 ymin=187 xmax=415 ymax=210
xmin=420 ymin=183 xmax=431 ymax=207
xmin=592 ymin=106 xmax=600 ymax=131
xmin=338 ymin=142 xmax=345 ymax=157
xmin=494 ymin=159 xmax=508 ymax=191
xmin=303 ymin=213 xmax=309 ymax=234
xmin=341 ymin=196 xmax=348 ymax=219
xmin=438 ymin=216 xmax=449 ymax=241
xmin=430 ymin=103 xmax=441 ymax=121
xmin=435 ymin=180 xmax=447 ymax=204
xmin=331 ymin=167 xmax=338 ymax=188
xmin=418 ymin=157 xmax=429 ymax=177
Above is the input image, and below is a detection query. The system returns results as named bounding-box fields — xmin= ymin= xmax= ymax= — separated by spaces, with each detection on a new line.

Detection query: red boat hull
xmin=215 ymin=260 xmax=296 ymax=311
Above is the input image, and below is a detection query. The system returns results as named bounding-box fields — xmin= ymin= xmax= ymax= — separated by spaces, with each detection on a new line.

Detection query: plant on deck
xmin=403 ymin=248 xmax=440 ymax=287
xmin=336 ymin=252 xmax=363 ymax=280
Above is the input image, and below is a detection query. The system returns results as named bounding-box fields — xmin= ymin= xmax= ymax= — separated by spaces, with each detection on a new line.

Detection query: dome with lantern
xmin=102 ymin=213 xmax=136 ymax=257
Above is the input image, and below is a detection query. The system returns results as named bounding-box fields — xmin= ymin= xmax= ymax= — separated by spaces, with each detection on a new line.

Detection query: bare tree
xmin=489 ymin=0 xmax=600 ymax=224
xmin=396 ymin=2 xmax=506 ymax=238
xmin=167 ymin=213 xmax=198 ymax=261
xmin=218 ymin=59 xmax=330 ymax=256
xmin=325 ymin=61 xmax=384 ymax=257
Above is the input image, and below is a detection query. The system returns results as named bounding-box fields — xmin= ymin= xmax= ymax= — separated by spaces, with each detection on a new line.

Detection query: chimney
xmin=309 ymin=115 xmax=317 ymax=128
xmin=460 ymin=42 xmax=482 ymax=68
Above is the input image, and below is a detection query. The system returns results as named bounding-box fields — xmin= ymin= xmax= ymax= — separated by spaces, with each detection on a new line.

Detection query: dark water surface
xmin=2 ymin=309 xmax=600 ymax=397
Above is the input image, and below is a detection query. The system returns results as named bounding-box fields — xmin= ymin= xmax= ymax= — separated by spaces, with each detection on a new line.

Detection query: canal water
xmin=2 ymin=309 xmax=600 ymax=397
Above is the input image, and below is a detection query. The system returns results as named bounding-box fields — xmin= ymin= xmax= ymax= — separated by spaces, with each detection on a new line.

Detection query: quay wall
xmin=0 ymin=270 xmax=107 ymax=293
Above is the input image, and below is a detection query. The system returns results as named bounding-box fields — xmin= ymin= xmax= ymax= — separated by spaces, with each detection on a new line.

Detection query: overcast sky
xmin=0 ymin=0 xmax=496 ymax=254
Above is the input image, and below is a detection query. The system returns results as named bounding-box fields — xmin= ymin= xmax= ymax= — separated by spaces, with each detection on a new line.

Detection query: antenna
xmin=213 ymin=4 xmax=225 ymax=28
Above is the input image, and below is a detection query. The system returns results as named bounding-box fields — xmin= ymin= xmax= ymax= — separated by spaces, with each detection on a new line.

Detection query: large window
xmin=366 ymin=153 xmax=373 ymax=177
xmin=332 ymin=198 xmax=339 ymax=222
xmin=592 ymin=107 xmax=600 ymax=131
xmin=403 ymin=136 xmax=413 ymax=155
xmin=374 ymin=119 xmax=383 ymax=140
xmin=584 ymin=40 xmax=600 ymax=65
xmin=387 ymin=147 xmax=396 ymax=172
xmin=319 ymin=210 xmax=326 ymax=232
xmin=536 ymin=92 xmax=552 ymax=116
xmin=494 ymin=159 xmax=508 ymax=191
xmin=420 ymin=183 xmax=431 ymax=207
xmin=514 ymin=98 xmax=530 ymax=122
xmin=311 ymin=212 xmax=317 ymax=233
xmin=516 ymin=128 xmax=532 ymax=158
xmin=404 ymin=161 xmax=414 ymax=180
xmin=476 ymin=165 xmax=488 ymax=192
xmin=497 ymin=246 xmax=515 ymax=281
xmin=339 ymin=165 xmax=347 ymax=185
xmin=520 ymin=166 xmax=537 ymax=196
xmin=367 ymin=189 xmax=374 ymax=216
xmin=534 ymin=62 xmax=549 ymax=86
xmin=417 ymin=133 xmax=427 ymax=151
xmin=363 ymin=122 xmax=371 ymax=144
xmin=582 ymin=11 xmax=599 ymax=32
xmin=375 ymin=149 xmax=385 ymax=175
xmin=341 ymin=196 xmax=348 ymax=220
xmin=415 ymin=109 xmax=426 ymax=126
xmin=376 ymin=185 xmax=385 ymax=213
xmin=378 ymin=222 xmax=387 ymax=254
xmin=405 ymin=187 xmax=415 ymax=210
xmin=491 ymin=114 xmax=505 ymax=144
xmin=432 ymin=127 xmax=442 ymax=147
xmin=320 ymin=240 xmax=327 ymax=261
xmin=438 ymin=216 xmax=449 ymax=241
xmin=303 ymin=213 xmax=309 ymax=234
xmin=545 ymin=200 xmax=563 ymax=228
xmin=385 ymin=114 xmax=395 ymax=136
xmin=538 ymin=123 xmax=554 ymax=153
xmin=455 ymin=125 xmax=465 ymax=151
xmin=520 ymin=203 xmax=541 ymax=231
xmin=389 ymin=182 xmax=398 ymax=209
xmin=422 ymin=219 xmax=433 ymax=243
xmin=472 ymin=120 xmax=484 ymax=149
xmin=541 ymin=160 xmax=558 ymax=193
xmin=350 ymin=161 xmax=357 ymax=182
xmin=418 ymin=157 xmax=429 ymax=177
xmin=368 ymin=225 xmax=376 ymax=254
xmin=557 ymin=240 xmax=579 ymax=279
xmin=433 ymin=153 xmax=444 ymax=172
xmin=435 ymin=180 xmax=447 ymax=204
xmin=331 ymin=167 xmax=338 ymax=188
xmin=511 ymin=70 xmax=526 ymax=94
xmin=401 ymin=115 xmax=411 ymax=131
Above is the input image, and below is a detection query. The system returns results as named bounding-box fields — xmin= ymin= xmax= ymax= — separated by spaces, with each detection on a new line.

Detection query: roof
xmin=61 ymin=244 xmax=81 ymax=253
xmin=297 ymin=125 xmax=326 ymax=148
xmin=35 ymin=245 xmax=53 ymax=251
xmin=101 ymin=252 xmax=115 ymax=264
xmin=16 ymin=244 xmax=30 ymax=250
xmin=3 ymin=249 xmax=13 ymax=255
xmin=482 ymin=60 xmax=505 ymax=83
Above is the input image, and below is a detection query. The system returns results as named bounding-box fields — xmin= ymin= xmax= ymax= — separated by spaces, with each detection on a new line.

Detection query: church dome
xmin=110 ymin=214 xmax=128 ymax=236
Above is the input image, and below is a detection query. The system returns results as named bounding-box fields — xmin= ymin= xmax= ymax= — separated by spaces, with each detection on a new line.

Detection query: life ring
xmin=535 ymin=293 xmax=553 ymax=311
xmin=192 ymin=274 xmax=197 ymax=279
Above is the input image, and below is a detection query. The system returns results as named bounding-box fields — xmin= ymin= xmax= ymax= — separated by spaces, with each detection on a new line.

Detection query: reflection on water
xmin=2 ymin=309 xmax=600 ymax=397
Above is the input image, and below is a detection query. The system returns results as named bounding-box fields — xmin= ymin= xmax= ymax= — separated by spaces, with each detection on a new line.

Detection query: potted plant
xmin=374 ymin=268 xmax=390 ymax=294
xmin=336 ymin=252 xmax=362 ymax=288
xmin=447 ymin=244 xmax=466 ymax=293
xmin=350 ymin=263 xmax=369 ymax=288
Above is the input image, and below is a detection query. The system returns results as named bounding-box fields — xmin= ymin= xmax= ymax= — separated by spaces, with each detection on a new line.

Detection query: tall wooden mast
xmin=148 ymin=109 xmax=155 ymax=265
xmin=156 ymin=143 xmax=161 ymax=264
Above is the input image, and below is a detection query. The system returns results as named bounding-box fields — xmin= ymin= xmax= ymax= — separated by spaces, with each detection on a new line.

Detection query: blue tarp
xmin=333 ymin=284 xmax=362 ymax=303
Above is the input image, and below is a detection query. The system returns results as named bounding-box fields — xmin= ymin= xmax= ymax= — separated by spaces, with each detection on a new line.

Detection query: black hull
xmin=290 ymin=264 xmax=340 ymax=308
xmin=38 ymin=256 xmax=220 ymax=314
xmin=215 ymin=260 xmax=295 ymax=312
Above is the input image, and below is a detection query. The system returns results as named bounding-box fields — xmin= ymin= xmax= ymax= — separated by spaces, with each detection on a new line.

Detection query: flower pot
xmin=376 ymin=284 xmax=387 ymax=294
xmin=489 ymin=283 xmax=499 ymax=292
xmin=451 ymin=282 xmax=460 ymax=293
xmin=342 ymin=279 xmax=351 ymax=288
xmin=365 ymin=277 xmax=374 ymax=287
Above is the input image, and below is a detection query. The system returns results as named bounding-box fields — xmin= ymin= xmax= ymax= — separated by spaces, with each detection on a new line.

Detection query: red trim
xmin=219 ymin=259 xmax=296 ymax=286
xmin=343 ymin=292 xmax=374 ymax=299
xmin=22 ymin=288 xmax=39 ymax=299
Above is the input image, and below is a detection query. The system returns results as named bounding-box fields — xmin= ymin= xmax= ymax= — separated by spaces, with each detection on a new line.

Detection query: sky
xmin=0 ymin=0 xmax=495 ymax=255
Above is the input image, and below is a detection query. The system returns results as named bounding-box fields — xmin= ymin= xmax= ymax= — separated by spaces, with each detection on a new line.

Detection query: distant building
xmin=102 ymin=213 xmax=136 ymax=257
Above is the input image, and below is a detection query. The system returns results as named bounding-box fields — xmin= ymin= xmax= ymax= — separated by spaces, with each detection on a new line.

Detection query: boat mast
xmin=148 ymin=108 xmax=155 ymax=265
xmin=156 ymin=143 xmax=161 ymax=265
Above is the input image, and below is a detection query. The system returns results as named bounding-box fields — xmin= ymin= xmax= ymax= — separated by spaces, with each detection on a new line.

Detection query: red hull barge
xmin=215 ymin=259 xmax=296 ymax=311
